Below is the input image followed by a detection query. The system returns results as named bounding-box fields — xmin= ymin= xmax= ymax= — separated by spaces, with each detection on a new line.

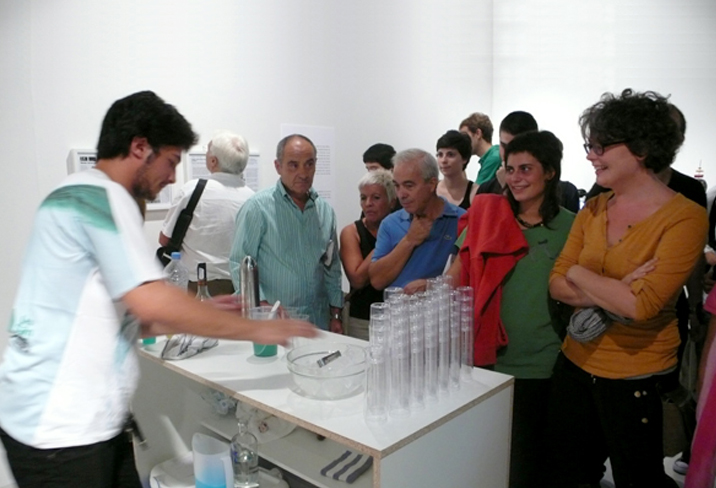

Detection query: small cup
xmin=250 ymin=305 xmax=279 ymax=357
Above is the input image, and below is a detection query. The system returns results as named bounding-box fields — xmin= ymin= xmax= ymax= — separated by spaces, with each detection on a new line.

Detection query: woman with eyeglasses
xmin=547 ymin=89 xmax=708 ymax=487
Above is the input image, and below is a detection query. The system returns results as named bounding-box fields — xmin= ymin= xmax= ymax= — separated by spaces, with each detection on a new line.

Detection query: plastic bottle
xmin=230 ymin=421 xmax=259 ymax=487
xmin=164 ymin=252 xmax=189 ymax=291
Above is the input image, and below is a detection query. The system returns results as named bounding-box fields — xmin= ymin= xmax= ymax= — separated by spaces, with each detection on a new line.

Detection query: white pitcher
xmin=192 ymin=433 xmax=233 ymax=488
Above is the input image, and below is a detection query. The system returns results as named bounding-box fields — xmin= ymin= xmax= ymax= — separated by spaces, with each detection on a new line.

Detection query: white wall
xmin=0 ymin=1 xmax=492 ymax=485
xmin=0 ymin=1 xmax=714 ymax=486
xmin=492 ymin=0 xmax=716 ymax=190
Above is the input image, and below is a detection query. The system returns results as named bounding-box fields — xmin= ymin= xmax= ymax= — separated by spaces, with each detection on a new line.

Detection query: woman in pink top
xmin=685 ymin=287 xmax=716 ymax=487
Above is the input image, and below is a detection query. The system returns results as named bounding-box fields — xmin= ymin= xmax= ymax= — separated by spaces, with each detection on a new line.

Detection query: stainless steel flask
xmin=239 ymin=256 xmax=260 ymax=318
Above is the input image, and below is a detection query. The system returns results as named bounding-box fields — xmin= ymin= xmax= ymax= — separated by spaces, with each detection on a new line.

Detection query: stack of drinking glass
xmin=364 ymin=277 xmax=474 ymax=423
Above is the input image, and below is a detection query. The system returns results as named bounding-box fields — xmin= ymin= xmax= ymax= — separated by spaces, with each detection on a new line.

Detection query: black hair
xmin=504 ymin=130 xmax=563 ymax=226
xmin=436 ymin=130 xmax=472 ymax=169
xmin=579 ymin=89 xmax=681 ymax=173
xmin=499 ymin=111 xmax=538 ymax=136
xmin=96 ymin=91 xmax=197 ymax=159
xmin=669 ymin=103 xmax=686 ymax=145
xmin=363 ymin=143 xmax=396 ymax=170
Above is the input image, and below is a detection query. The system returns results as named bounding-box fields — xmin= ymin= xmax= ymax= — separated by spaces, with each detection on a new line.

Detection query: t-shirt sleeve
xmin=372 ymin=217 xmax=395 ymax=262
xmin=81 ymin=186 xmax=164 ymax=299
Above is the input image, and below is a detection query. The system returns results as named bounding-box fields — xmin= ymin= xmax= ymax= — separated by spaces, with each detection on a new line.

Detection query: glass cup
xmin=249 ymin=306 xmax=279 ymax=357
xmin=284 ymin=313 xmax=311 ymax=355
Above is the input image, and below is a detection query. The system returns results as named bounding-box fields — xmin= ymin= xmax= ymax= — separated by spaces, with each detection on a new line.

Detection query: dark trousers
xmin=509 ymin=378 xmax=552 ymax=488
xmin=547 ymin=354 xmax=678 ymax=488
xmin=0 ymin=428 xmax=142 ymax=488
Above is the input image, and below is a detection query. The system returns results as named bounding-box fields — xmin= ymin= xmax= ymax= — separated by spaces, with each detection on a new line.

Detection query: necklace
xmin=516 ymin=215 xmax=544 ymax=229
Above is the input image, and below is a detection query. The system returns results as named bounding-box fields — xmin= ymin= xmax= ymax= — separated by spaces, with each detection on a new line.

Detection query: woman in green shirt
xmin=499 ymin=130 xmax=575 ymax=488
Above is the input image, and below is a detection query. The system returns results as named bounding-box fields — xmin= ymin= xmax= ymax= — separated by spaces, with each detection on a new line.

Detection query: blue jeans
xmin=0 ymin=427 xmax=142 ymax=488
xmin=547 ymin=354 xmax=678 ymax=488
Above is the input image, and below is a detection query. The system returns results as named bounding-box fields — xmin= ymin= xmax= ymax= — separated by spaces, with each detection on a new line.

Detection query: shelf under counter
xmin=134 ymin=332 xmax=513 ymax=487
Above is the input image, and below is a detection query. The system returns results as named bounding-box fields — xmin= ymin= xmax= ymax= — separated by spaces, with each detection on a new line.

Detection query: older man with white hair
xmin=160 ymin=131 xmax=255 ymax=295
xmin=369 ymin=148 xmax=466 ymax=294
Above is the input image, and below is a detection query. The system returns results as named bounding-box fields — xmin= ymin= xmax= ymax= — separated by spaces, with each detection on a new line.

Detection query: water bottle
xmin=230 ymin=421 xmax=259 ymax=487
xmin=164 ymin=252 xmax=189 ymax=291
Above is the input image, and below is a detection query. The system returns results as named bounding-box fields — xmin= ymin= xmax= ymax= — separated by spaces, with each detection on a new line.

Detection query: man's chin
xmin=131 ymin=186 xmax=159 ymax=201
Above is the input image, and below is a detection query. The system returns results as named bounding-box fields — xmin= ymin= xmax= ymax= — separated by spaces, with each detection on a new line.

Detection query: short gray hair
xmin=358 ymin=169 xmax=396 ymax=204
xmin=209 ymin=131 xmax=249 ymax=175
xmin=393 ymin=148 xmax=439 ymax=181
xmin=276 ymin=134 xmax=316 ymax=161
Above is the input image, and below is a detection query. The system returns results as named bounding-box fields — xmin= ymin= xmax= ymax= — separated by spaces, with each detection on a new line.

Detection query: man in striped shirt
xmin=231 ymin=134 xmax=343 ymax=332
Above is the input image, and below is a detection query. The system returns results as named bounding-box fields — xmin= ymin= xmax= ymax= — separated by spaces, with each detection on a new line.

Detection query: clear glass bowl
xmin=286 ymin=342 xmax=366 ymax=400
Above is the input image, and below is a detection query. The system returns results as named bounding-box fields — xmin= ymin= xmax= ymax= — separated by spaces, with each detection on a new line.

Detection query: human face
xmin=360 ymin=184 xmax=392 ymax=226
xmin=459 ymin=125 xmax=480 ymax=156
xmin=436 ymin=147 xmax=467 ymax=177
xmin=393 ymin=160 xmax=436 ymax=216
xmin=498 ymin=131 xmax=515 ymax=162
xmin=505 ymin=151 xmax=554 ymax=209
xmin=275 ymin=137 xmax=316 ymax=203
xmin=585 ymin=140 xmax=639 ymax=189
xmin=131 ymin=146 xmax=181 ymax=200
xmin=364 ymin=161 xmax=383 ymax=172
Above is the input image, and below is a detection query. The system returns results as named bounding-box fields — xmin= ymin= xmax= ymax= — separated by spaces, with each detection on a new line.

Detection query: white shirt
xmin=0 ymin=169 xmax=163 ymax=448
xmin=162 ymin=172 xmax=254 ymax=281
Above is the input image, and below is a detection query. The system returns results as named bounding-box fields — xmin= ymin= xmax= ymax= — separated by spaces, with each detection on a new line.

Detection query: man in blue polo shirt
xmin=369 ymin=148 xmax=466 ymax=294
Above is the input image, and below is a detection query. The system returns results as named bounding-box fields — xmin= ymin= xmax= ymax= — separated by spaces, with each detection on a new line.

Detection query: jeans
xmin=547 ymin=354 xmax=678 ymax=488
xmin=0 ymin=427 xmax=142 ymax=488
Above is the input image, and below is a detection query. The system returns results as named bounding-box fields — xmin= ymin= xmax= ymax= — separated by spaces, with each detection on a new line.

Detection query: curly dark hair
xmin=96 ymin=91 xmax=197 ymax=159
xmin=579 ymin=89 xmax=681 ymax=172
xmin=504 ymin=130 xmax=563 ymax=227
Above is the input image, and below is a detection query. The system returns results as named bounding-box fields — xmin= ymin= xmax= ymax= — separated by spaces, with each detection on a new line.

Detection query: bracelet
xmin=331 ymin=311 xmax=342 ymax=321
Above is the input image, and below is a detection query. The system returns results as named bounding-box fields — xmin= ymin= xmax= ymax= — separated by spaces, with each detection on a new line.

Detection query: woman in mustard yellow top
xmin=548 ymin=89 xmax=708 ymax=488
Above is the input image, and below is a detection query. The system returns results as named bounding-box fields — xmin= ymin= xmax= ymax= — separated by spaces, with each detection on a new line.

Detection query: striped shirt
xmin=230 ymin=181 xmax=342 ymax=329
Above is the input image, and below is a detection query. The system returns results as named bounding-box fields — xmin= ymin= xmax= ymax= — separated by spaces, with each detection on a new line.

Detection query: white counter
xmin=133 ymin=332 xmax=513 ymax=488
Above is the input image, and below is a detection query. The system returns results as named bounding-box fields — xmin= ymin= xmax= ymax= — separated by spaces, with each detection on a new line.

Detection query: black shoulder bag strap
xmin=169 ymin=178 xmax=208 ymax=249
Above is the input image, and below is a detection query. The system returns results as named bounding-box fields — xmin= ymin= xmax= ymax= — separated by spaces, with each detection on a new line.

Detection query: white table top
xmin=139 ymin=331 xmax=513 ymax=459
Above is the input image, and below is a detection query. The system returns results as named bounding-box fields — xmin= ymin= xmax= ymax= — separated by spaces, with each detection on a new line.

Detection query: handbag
xmin=156 ymin=179 xmax=208 ymax=266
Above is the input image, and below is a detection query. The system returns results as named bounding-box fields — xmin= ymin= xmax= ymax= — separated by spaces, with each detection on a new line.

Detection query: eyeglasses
xmin=583 ymin=140 xmax=629 ymax=156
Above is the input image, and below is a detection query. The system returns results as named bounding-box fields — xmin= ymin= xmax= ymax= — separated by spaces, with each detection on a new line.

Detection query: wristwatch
xmin=331 ymin=310 xmax=342 ymax=321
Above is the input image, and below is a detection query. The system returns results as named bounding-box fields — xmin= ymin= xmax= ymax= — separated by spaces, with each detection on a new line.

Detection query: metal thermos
xmin=239 ymin=256 xmax=260 ymax=318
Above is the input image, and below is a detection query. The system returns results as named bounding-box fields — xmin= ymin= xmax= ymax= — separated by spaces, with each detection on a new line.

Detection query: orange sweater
xmin=550 ymin=192 xmax=707 ymax=379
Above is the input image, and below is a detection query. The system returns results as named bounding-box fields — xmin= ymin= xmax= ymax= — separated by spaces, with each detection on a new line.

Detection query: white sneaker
xmin=672 ymin=457 xmax=689 ymax=475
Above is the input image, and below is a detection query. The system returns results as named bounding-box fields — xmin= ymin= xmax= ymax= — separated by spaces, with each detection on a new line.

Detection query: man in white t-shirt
xmin=160 ymin=131 xmax=255 ymax=295
xmin=0 ymin=91 xmax=315 ymax=488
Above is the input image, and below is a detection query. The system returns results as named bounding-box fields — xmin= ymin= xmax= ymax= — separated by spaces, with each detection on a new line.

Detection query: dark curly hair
xmin=436 ymin=130 xmax=472 ymax=169
xmin=96 ymin=91 xmax=197 ymax=159
xmin=579 ymin=89 xmax=681 ymax=172
xmin=504 ymin=130 xmax=563 ymax=227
